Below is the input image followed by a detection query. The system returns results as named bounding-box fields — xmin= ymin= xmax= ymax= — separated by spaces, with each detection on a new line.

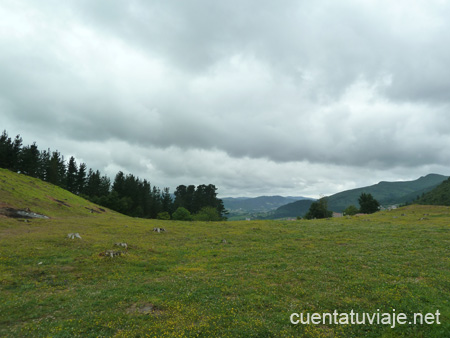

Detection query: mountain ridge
xmin=269 ymin=173 xmax=448 ymax=219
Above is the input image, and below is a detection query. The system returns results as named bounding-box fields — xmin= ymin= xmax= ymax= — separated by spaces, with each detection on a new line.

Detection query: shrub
xmin=193 ymin=206 xmax=221 ymax=221
xmin=343 ymin=205 xmax=359 ymax=216
xmin=172 ymin=207 xmax=192 ymax=221
xmin=157 ymin=211 xmax=171 ymax=220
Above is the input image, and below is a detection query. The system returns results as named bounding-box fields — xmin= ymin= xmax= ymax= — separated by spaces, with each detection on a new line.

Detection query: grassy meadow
xmin=1 ymin=169 xmax=449 ymax=337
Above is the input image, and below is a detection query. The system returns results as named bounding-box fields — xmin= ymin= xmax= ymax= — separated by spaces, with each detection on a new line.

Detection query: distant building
xmin=379 ymin=205 xmax=399 ymax=211
xmin=333 ymin=212 xmax=343 ymax=218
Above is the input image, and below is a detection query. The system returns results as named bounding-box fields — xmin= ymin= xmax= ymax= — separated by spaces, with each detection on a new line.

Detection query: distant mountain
xmin=416 ymin=177 xmax=450 ymax=206
xmin=222 ymin=196 xmax=312 ymax=220
xmin=269 ymin=174 xmax=448 ymax=219
xmin=268 ymin=199 xmax=315 ymax=219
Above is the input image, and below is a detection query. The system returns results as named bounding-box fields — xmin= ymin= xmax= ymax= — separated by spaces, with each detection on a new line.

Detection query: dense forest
xmin=0 ymin=130 xmax=227 ymax=220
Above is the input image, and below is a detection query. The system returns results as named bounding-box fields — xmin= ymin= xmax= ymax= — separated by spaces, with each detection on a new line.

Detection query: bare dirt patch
xmin=47 ymin=196 xmax=71 ymax=207
xmin=126 ymin=303 xmax=165 ymax=316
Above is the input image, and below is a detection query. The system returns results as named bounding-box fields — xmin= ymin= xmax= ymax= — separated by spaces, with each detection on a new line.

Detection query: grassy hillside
xmin=416 ymin=177 xmax=450 ymax=206
xmin=269 ymin=199 xmax=314 ymax=219
xmin=327 ymin=174 xmax=448 ymax=212
xmin=274 ymin=174 xmax=448 ymax=217
xmin=1 ymin=169 xmax=449 ymax=337
xmin=0 ymin=168 xmax=114 ymax=218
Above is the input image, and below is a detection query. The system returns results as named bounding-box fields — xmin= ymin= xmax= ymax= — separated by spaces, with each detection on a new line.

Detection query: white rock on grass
xmin=114 ymin=242 xmax=128 ymax=249
xmin=67 ymin=233 xmax=81 ymax=239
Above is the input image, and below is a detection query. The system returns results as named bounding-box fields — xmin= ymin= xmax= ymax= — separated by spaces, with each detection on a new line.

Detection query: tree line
xmin=0 ymin=130 xmax=227 ymax=220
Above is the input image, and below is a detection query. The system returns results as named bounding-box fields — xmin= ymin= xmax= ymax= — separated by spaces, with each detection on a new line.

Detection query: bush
xmin=172 ymin=207 xmax=192 ymax=221
xmin=157 ymin=211 xmax=171 ymax=220
xmin=193 ymin=206 xmax=221 ymax=221
xmin=343 ymin=205 xmax=359 ymax=216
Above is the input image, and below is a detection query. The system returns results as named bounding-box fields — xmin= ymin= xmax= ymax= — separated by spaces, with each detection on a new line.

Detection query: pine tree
xmin=85 ymin=169 xmax=101 ymax=197
xmin=38 ymin=149 xmax=50 ymax=181
xmin=161 ymin=187 xmax=173 ymax=215
xmin=66 ymin=156 xmax=78 ymax=193
xmin=19 ymin=142 xmax=40 ymax=177
xmin=76 ymin=163 xmax=87 ymax=194
xmin=46 ymin=151 xmax=66 ymax=187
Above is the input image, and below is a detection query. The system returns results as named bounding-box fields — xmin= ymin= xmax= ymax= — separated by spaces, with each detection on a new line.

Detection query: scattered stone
xmin=114 ymin=242 xmax=128 ymax=250
xmin=221 ymin=239 xmax=227 ymax=244
xmin=401 ymin=213 xmax=406 ymax=216
xmin=153 ymin=227 xmax=166 ymax=233
xmin=38 ymin=262 xmax=43 ymax=265
xmin=419 ymin=217 xmax=429 ymax=221
xmin=67 ymin=233 xmax=82 ymax=239
xmin=101 ymin=250 xmax=123 ymax=258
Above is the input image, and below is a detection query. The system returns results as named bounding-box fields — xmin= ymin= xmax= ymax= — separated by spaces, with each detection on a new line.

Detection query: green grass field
xmin=1 ymin=169 xmax=449 ymax=337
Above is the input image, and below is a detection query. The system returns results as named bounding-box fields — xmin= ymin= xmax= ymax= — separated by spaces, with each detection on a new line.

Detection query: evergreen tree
xmin=112 ymin=171 xmax=126 ymax=197
xmin=46 ymin=151 xmax=66 ymax=187
xmin=139 ymin=179 xmax=152 ymax=217
xmin=85 ymin=169 xmax=101 ymax=197
xmin=174 ymin=185 xmax=187 ymax=210
xmin=11 ymin=134 xmax=23 ymax=172
xmin=38 ymin=149 xmax=50 ymax=181
xmin=0 ymin=130 xmax=10 ymax=168
xmin=305 ymin=197 xmax=332 ymax=219
xmin=19 ymin=142 xmax=40 ymax=177
xmin=358 ymin=193 xmax=380 ymax=214
xmin=186 ymin=185 xmax=196 ymax=212
xmin=161 ymin=187 xmax=173 ymax=215
xmin=98 ymin=175 xmax=111 ymax=197
xmin=66 ymin=156 xmax=78 ymax=193
xmin=0 ymin=131 xmax=22 ymax=171
xmin=150 ymin=186 xmax=162 ymax=218
xmin=76 ymin=163 xmax=87 ymax=194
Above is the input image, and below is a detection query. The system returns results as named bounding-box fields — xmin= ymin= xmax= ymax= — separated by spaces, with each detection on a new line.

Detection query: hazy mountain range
xmin=222 ymin=196 xmax=313 ymax=220
xmin=224 ymin=174 xmax=448 ymax=219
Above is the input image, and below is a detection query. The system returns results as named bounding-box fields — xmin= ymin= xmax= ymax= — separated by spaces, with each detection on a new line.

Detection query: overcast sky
xmin=1 ymin=0 xmax=450 ymax=198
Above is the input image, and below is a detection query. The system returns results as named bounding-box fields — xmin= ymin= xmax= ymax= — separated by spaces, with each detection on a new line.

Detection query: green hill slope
xmin=268 ymin=199 xmax=314 ymax=219
xmin=0 ymin=168 xmax=114 ymax=218
xmin=327 ymin=173 xmax=448 ymax=212
xmin=271 ymin=174 xmax=448 ymax=218
xmin=416 ymin=177 xmax=450 ymax=205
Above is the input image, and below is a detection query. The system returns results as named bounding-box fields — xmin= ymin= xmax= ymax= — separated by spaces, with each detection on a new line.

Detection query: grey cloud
xmin=2 ymin=0 xmax=450 ymax=197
